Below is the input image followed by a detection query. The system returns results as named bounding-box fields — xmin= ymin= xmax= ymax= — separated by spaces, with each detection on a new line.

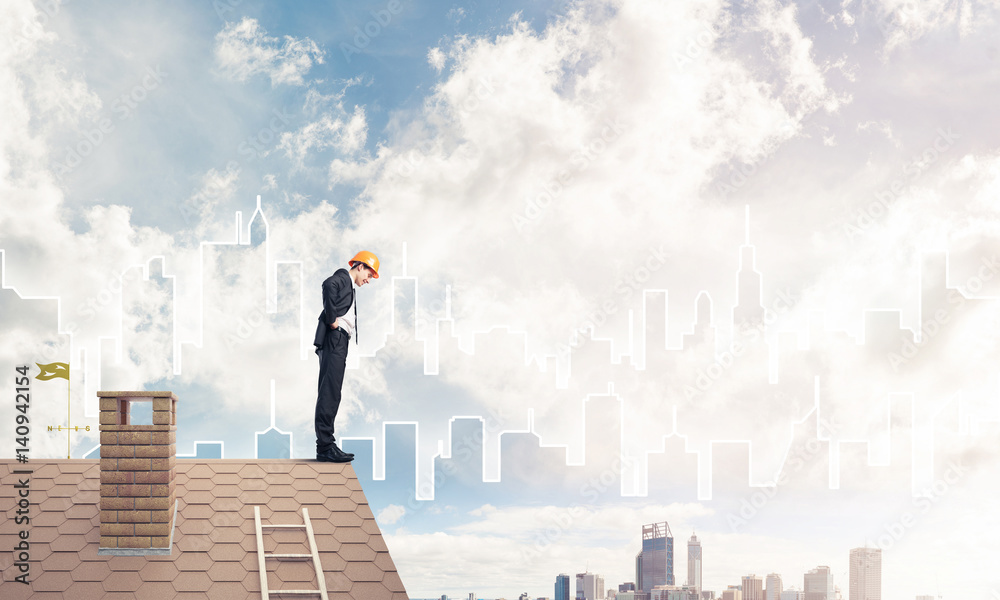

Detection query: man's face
xmin=355 ymin=265 xmax=374 ymax=286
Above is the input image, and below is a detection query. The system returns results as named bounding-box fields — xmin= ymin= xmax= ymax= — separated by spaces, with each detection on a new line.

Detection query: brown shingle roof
xmin=0 ymin=460 xmax=408 ymax=599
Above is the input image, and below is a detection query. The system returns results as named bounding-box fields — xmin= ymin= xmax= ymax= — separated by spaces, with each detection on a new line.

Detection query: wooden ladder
xmin=254 ymin=506 xmax=330 ymax=600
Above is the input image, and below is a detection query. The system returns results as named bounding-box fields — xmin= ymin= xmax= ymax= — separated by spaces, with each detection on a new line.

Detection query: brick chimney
xmin=98 ymin=391 xmax=178 ymax=554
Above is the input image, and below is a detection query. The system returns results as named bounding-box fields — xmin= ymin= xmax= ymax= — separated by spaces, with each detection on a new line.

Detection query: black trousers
xmin=315 ymin=326 xmax=349 ymax=453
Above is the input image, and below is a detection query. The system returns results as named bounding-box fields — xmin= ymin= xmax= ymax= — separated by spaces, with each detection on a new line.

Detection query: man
xmin=313 ymin=250 xmax=380 ymax=463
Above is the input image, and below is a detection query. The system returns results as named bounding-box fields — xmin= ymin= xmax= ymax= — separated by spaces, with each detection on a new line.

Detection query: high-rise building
xmin=849 ymin=548 xmax=882 ymax=600
xmin=468 ymin=594 xmax=475 ymax=600
xmin=637 ymin=522 xmax=674 ymax=591
xmin=722 ymin=586 xmax=743 ymax=600
xmin=556 ymin=574 xmax=571 ymax=600
xmin=688 ymin=533 xmax=703 ymax=592
xmin=804 ymin=567 xmax=835 ymax=600
xmin=577 ymin=572 xmax=605 ymax=600
xmin=742 ymin=575 xmax=763 ymax=600
xmin=621 ymin=583 xmax=637 ymax=592
xmin=765 ymin=574 xmax=783 ymax=600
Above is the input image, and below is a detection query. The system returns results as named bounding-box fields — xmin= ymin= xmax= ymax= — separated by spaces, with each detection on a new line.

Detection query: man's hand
xmin=330 ymin=319 xmax=339 ymax=330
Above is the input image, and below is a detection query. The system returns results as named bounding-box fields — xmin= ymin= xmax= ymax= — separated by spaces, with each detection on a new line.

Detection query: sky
xmin=2 ymin=0 xmax=1000 ymax=598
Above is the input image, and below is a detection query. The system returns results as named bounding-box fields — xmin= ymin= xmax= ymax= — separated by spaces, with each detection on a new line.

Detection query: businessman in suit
xmin=314 ymin=251 xmax=380 ymax=463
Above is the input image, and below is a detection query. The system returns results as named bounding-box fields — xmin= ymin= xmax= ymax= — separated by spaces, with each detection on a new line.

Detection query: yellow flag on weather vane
xmin=36 ymin=362 xmax=73 ymax=458
xmin=36 ymin=362 xmax=70 ymax=381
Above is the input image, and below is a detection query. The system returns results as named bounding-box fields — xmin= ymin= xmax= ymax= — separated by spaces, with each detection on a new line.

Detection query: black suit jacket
xmin=313 ymin=268 xmax=355 ymax=351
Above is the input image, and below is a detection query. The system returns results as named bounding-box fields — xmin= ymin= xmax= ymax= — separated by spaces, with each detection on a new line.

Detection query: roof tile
xmin=272 ymin=560 xmax=318 ymax=583
xmin=138 ymin=560 xmax=180 ymax=582
xmin=324 ymin=497 xmax=358 ymax=512
xmin=211 ymin=484 xmax=242 ymax=498
xmin=72 ymin=559 xmax=112 ymax=582
xmin=102 ymin=571 xmax=143 ymax=592
xmin=289 ymin=464 xmax=318 ymax=479
xmin=337 ymin=542 xmax=377 ymax=562
xmin=343 ymin=560 xmax=386 ymax=582
xmin=185 ymin=465 xmax=215 ymax=480
xmin=132 ymin=581 xmax=177 ymax=596
xmin=238 ymin=489 xmax=270 ymax=504
xmin=241 ymin=570 xmax=262 ymax=593
xmin=332 ymin=526 xmax=370 ymax=544
xmin=31 ymin=570 xmax=75 ymax=592
xmin=351 ymin=581 xmax=396 ymax=600
xmin=209 ymin=496 xmax=243 ymax=513
xmin=382 ymin=570 xmax=407 ymax=592
xmin=238 ymin=464 xmax=267 ymax=480
xmin=172 ymin=570 xmax=213 ymax=592
xmin=175 ymin=551 xmax=213 ymax=572
xmin=264 ymin=472 xmax=295 ymax=486
xmin=40 ymin=550 xmax=82 ymax=572
xmin=209 ymin=526 xmax=245 ymax=543
xmin=207 ymin=580 xmax=252 ymax=600
xmin=176 ymin=532 xmax=213 ymax=553
xmin=207 ymin=560 xmax=248 ymax=581
xmin=324 ymin=570 xmax=355 ymax=593
xmin=207 ymin=542 xmax=245 ymax=563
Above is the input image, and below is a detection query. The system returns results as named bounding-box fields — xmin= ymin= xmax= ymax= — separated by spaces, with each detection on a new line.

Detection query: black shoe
xmin=316 ymin=447 xmax=353 ymax=463
xmin=332 ymin=442 xmax=354 ymax=458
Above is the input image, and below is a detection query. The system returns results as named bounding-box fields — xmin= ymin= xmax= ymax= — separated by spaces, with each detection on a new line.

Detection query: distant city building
xmin=469 ymin=594 xmax=475 ymax=600
xmin=701 ymin=591 xmax=716 ymax=600
xmin=722 ymin=586 xmax=743 ymax=600
xmin=637 ymin=522 xmax=675 ymax=591
xmin=556 ymin=574 xmax=571 ymax=600
xmin=621 ymin=583 xmax=637 ymax=592
xmin=577 ymin=572 xmax=605 ymax=600
xmin=781 ymin=588 xmax=804 ymax=600
xmin=849 ymin=548 xmax=881 ymax=600
xmin=742 ymin=575 xmax=763 ymax=600
xmin=688 ymin=533 xmax=703 ymax=592
xmin=765 ymin=574 xmax=783 ymax=600
xmin=804 ymin=567 xmax=835 ymax=600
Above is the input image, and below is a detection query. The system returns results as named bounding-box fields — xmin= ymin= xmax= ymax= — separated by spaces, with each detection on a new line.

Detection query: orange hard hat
xmin=349 ymin=251 xmax=380 ymax=278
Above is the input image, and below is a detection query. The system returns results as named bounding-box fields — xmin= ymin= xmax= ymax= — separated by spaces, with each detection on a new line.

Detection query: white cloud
xmin=870 ymin=0 xmax=1000 ymax=53
xmin=427 ymin=46 xmax=446 ymax=72
xmin=214 ymin=17 xmax=324 ymax=86
xmin=277 ymin=105 xmax=368 ymax=169
xmin=377 ymin=503 xmax=407 ymax=524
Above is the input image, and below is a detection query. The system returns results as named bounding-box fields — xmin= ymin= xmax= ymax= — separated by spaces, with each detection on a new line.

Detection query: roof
xmin=0 ymin=459 xmax=408 ymax=599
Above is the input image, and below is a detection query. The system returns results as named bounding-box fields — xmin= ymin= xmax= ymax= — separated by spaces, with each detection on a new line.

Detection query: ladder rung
xmin=265 ymin=553 xmax=312 ymax=559
xmin=264 ymin=524 xmax=307 ymax=529
xmin=268 ymin=591 xmax=322 ymax=595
